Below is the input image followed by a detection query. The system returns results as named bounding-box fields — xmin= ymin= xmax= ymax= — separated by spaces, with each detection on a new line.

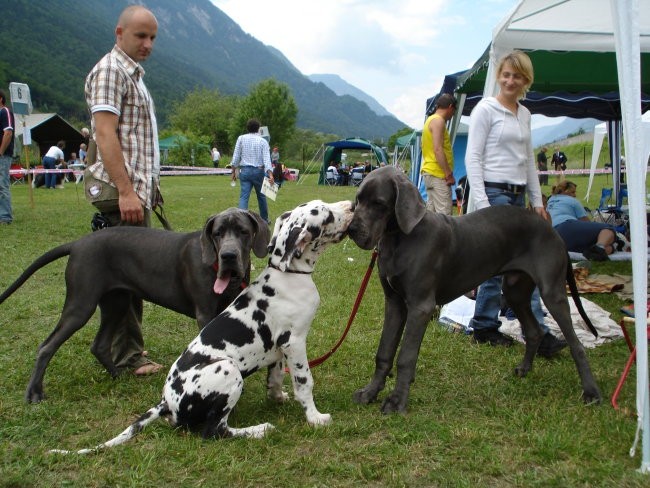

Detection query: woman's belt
xmin=484 ymin=181 xmax=526 ymax=194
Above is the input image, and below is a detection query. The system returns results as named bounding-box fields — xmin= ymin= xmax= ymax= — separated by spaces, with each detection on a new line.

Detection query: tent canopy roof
xmin=433 ymin=1 xmax=650 ymax=121
xmin=456 ymin=48 xmax=650 ymax=96
xmin=323 ymin=138 xmax=388 ymax=164
xmin=15 ymin=113 xmax=83 ymax=156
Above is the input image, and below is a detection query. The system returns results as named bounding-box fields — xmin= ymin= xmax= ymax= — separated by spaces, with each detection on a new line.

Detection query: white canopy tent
xmin=478 ymin=0 xmax=650 ymax=472
xmin=585 ymin=112 xmax=650 ymax=200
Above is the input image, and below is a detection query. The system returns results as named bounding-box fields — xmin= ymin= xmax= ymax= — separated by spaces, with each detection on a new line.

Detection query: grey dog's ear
xmin=394 ymin=172 xmax=426 ymax=234
xmin=200 ymin=214 xmax=218 ymax=265
xmin=244 ymin=210 xmax=271 ymax=258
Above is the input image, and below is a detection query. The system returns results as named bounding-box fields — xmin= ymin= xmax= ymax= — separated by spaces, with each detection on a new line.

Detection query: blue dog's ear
xmin=200 ymin=214 xmax=218 ymax=265
xmin=394 ymin=173 xmax=426 ymax=234
xmin=243 ymin=210 xmax=270 ymax=258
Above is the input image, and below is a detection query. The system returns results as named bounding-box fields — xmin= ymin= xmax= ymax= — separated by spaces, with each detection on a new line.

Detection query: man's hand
xmin=120 ymin=191 xmax=145 ymax=224
xmin=444 ymin=173 xmax=456 ymax=186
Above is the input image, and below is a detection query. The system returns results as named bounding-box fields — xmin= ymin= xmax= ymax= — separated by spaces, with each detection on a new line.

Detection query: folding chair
xmin=594 ymin=188 xmax=622 ymax=224
xmin=325 ymin=170 xmax=338 ymax=186
xmin=350 ymin=171 xmax=364 ymax=187
xmin=10 ymin=163 xmax=25 ymax=184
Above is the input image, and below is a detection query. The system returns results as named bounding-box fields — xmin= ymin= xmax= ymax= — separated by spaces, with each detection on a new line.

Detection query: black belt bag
xmin=484 ymin=181 xmax=526 ymax=194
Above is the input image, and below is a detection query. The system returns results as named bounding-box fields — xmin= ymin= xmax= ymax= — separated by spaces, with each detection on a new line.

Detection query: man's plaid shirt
xmin=85 ymin=45 xmax=161 ymax=208
xmin=231 ymin=133 xmax=272 ymax=173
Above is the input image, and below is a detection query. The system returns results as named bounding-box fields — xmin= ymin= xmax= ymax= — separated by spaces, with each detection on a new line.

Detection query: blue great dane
xmin=347 ymin=166 xmax=601 ymax=414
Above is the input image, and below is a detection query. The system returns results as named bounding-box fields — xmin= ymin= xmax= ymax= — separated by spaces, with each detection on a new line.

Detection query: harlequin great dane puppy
xmin=347 ymin=166 xmax=601 ymax=415
xmin=50 ymin=200 xmax=353 ymax=453
xmin=0 ymin=208 xmax=269 ymax=404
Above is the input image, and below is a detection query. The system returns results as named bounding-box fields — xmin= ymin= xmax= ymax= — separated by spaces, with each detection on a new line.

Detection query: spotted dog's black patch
xmin=233 ymin=294 xmax=251 ymax=310
xmin=200 ymin=314 xmax=256 ymax=349
xmin=251 ymin=309 xmax=266 ymax=325
xmin=276 ymin=330 xmax=291 ymax=347
xmin=262 ymin=285 xmax=275 ymax=297
xmin=307 ymin=225 xmax=322 ymax=239
xmin=324 ymin=210 xmax=335 ymax=225
xmin=256 ymin=320 xmax=274 ymax=352
xmin=256 ymin=299 xmax=269 ymax=311
xmin=170 ymin=375 xmax=185 ymax=396
xmin=177 ymin=391 xmax=232 ymax=431
xmin=310 ymin=208 xmax=319 ymax=215
xmin=176 ymin=350 xmax=216 ymax=373
xmin=294 ymin=375 xmax=308 ymax=385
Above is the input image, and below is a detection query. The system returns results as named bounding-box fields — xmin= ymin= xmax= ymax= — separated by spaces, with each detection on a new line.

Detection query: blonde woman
xmin=465 ymin=50 xmax=566 ymax=357
xmin=547 ymin=180 xmax=616 ymax=261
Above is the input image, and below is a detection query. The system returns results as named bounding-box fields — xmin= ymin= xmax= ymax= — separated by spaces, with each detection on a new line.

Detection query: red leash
xmin=306 ymin=249 xmax=378 ymax=369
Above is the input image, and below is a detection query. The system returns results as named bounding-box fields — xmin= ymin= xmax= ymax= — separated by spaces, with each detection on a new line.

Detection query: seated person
xmin=79 ymin=143 xmax=88 ymax=165
xmin=68 ymin=152 xmax=79 ymax=166
xmin=327 ymin=162 xmax=342 ymax=185
xmin=272 ymin=162 xmax=285 ymax=188
xmin=546 ymin=180 xmax=617 ymax=261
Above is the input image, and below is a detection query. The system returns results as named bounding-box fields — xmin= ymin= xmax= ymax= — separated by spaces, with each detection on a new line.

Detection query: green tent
xmin=319 ymin=138 xmax=388 ymax=184
xmin=158 ymin=134 xmax=189 ymax=150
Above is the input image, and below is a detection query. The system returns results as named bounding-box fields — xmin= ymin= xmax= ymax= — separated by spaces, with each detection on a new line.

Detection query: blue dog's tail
xmin=48 ymin=401 xmax=170 ymax=455
xmin=566 ymin=256 xmax=598 ymax=337
xmin=0 ymin=243 xmax=72 ymax=305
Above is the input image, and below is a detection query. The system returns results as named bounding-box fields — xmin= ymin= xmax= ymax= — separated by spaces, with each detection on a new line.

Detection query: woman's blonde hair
xmin=551 ymin=180 xmax=576 ymax=195
xmin=497 ymin=50 xmax=534 ymax=99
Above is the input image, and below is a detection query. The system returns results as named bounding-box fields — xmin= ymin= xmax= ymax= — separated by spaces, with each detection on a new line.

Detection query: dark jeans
xmin=42 ymin=156 xmax=57 ymax=188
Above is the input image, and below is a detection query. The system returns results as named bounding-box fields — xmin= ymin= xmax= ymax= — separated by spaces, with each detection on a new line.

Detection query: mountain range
xmin=0 ymin=0 xmax=407 ymax=140
xmin=532 ymin=117 xmax=600 ymax=147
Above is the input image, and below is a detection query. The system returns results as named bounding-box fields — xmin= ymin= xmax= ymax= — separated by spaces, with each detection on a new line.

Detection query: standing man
xmin=230 ymin=119 xmax=274 ymax=224
xmin=84 ymin=5 xmax=162 ymax=375
xmin=211 ymin=146 xmax=221 ymax=168
xmin=421 ymin=93 xmax=457 ymax=215
xmin=271 ymin=146 xmax=280 ymax=166
xmin=537 ymin=146 xmax=548 ymax=185
xmin=0 ymin=90 xmax=15 ymax=225
xmin=551 ymin=146 xmax=567 ymax=172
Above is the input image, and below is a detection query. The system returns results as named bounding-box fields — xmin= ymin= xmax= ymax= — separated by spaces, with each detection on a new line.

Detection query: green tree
xmin=388 ymin=127 xmax=415 ymax=149
xmin=230 ymin=79 xmax=298 ymax=151
xmin=283 ymin=128 xmax=338 ymax=169
xmin=168 ymin=88 xmax=239 ymax=154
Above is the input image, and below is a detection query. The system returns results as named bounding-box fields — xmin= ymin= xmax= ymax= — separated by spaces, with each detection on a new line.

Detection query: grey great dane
xmin=347 ymin=166 xmax=601 ymax=414
xmin=0 ymin=208 xmax=269 ymax=403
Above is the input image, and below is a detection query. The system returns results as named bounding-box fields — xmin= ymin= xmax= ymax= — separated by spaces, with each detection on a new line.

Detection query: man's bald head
xmin=115 ymin=5 xmax=158 ymax=62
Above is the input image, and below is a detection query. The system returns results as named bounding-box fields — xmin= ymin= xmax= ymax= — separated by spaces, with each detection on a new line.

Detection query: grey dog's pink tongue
xmin=213 ymin=270 xmax=231 ymax=294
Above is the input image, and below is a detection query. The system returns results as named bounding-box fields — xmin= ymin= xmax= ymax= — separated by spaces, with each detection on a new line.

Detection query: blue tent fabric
xmin=319 ymin=138 xmax=388 ymax=184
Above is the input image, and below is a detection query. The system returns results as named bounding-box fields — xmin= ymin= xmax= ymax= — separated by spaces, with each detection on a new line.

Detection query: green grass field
xmin=0 ymin=172 xmax=648 ymax=487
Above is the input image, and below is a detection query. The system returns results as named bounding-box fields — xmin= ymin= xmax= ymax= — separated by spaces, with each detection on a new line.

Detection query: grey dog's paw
xmin=380 ymin=392 xmax=408 ymax=415
xmin=352 ymin=386 xmax=379 ymax=405
xmin=582 ymin=387 xmax=602 ymax=406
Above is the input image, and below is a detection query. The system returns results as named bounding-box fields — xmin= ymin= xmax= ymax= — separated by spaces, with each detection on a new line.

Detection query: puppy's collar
xmin=268 ymin=262 xmax=313 ymax=274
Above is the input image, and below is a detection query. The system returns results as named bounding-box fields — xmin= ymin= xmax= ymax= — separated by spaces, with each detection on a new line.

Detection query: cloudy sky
xmin=210 ymin=0 xmax=521 ymax=129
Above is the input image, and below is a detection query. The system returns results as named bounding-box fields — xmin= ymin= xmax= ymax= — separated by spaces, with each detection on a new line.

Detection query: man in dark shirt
xmin=537 ymin=146 xmax=548 ymax=185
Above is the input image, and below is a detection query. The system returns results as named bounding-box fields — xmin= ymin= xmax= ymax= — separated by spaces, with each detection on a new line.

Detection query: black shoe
xmin=472 ymin=328 xmax=514 ymax=347
xmin=537 ymin=332 xmax=568 ymax=358
xmin=583 ymin=244 xmax=609 ymax=261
